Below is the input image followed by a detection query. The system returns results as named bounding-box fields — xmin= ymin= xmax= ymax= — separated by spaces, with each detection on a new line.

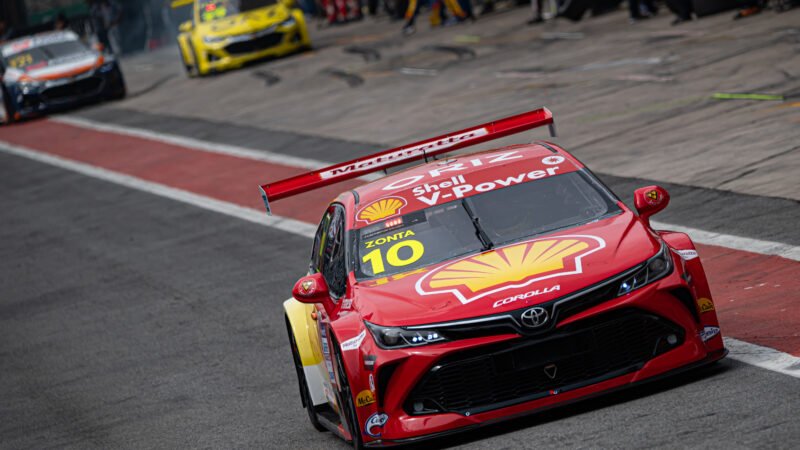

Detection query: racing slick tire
xmin=332 ymin=339 xmax=364 ymax=450
xmin=110 ymin=66 xmax=127 ymax=100
xmin=178 ymin=39 xmax=201 ymax=78
xmin=0 ymin=85 xmax=16 ymax=125
xmin=285 ymin=316 xmax=326 ymax=432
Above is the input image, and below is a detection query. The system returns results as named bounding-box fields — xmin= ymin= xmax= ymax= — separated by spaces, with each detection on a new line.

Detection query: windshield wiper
xmin=461 ymin=198 xmax=493 ymax=251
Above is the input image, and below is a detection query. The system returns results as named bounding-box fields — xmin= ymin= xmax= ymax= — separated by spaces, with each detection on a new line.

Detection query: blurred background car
xmin=0 ymin=29 xmax=125 ymax=124
xmin=171 ymin=0 xmax=311 ymax=77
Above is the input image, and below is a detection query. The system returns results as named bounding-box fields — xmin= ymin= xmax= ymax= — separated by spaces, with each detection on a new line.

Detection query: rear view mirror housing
xmin=292 ymin=273 xmax=335 ymax=315
xmin=634 ymin=185 xmax=670 ymax=228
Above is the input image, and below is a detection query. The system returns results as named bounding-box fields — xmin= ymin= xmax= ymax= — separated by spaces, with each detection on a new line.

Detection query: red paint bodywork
xmin=274 ymin=113 xmax=725 ymax=446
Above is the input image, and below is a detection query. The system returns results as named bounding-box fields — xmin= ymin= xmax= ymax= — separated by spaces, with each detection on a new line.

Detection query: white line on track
xmin=724 ymin=338 xmax=800 ymax=379
xmin=0 ymin=141 xmax=318 ymax=239
xmin=2 ymin=137 xmax=799 ymax=379
xmin=50 ymin=115 xmax=383 ymax=181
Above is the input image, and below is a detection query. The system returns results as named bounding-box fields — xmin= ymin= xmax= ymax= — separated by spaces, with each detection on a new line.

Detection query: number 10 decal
xmin=362 ymin=240 xmax=425 ymax=275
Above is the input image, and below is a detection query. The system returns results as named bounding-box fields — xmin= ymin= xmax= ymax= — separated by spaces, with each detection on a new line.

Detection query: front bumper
xmin=347 ymin=255 xmax=725 ymax=446
xmin=198 ymin=19 xmax=306 ymax=71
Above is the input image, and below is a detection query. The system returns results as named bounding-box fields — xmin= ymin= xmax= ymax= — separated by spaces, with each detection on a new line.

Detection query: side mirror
xmin=293 ymin=273 xmax=335 ymax=315
xmin=178 ymin=21 xmax=193 ymax=33
xmin=634 ymin=185 xmax=670 ymax=228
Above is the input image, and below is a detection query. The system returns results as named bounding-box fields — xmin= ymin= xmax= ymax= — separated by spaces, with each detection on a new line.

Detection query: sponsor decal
xmin=520 ymin=307 xmax=549 ymax=328
xmin=341 ymin=299 xmax=352 ymax=309
xmin=416 ymin=235 xmax=605 ymax=305
xmin=542 ymin=155 xmax=565 ymax=165
xmin=356 ymin=390 xmax=376 ymax=407
xmin=645 ymin=189 xmax=662 ymax=206
xmin=697 ymin=298 xmax=715 ymax=314
xmin=320 ymin=128 xmax=489 ymax=179
xmin=365 ymin=413 xmax=389 ymax=438
xmin=356 ymin=197 xmax=407 ymax=224
xmin=410 ymin=165 xmax=562 ymax=207
xmin=369 ymin=373 xmax=375 ymax=392
xmin=493 ymin=285 xmax=560 ymax=308
xmin=363 ymin=230 xmax=416 ymax=249
xmin=300 ymin=279 xmax=316 ymax=295
xmin=381 ymin=149 xmax=525 ymax=191
xmin=676 ymin=249 xmax=698 ymax=261
xmin=543 ymin=363 xmax=558 ymax=379
xmin=341 ymin=330 xmax=366 ymax=351
xmin=700 ymin=326 xmax=720 ymax=342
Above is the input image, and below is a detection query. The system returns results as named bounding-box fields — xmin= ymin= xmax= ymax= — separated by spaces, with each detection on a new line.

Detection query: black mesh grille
xmin=405 ymin=309 xmax=683 ymax=415
xmin=41 ymin=76 xmax=103 ymax=102
xmin=225 ymin=32 xmax=284 ymax=55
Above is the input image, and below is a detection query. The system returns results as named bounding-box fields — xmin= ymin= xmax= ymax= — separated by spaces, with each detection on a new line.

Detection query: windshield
xmin=198 ymin=0 xmax=277 ymax=22
xmin=354 ymin=170 xmax=621 ymax=280
xmin=3 ymin=41 xmax=88 ymax=71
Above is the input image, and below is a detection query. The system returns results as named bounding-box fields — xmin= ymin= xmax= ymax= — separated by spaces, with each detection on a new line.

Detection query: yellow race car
xmin=171 ymin=0 xmax=311 ymax=76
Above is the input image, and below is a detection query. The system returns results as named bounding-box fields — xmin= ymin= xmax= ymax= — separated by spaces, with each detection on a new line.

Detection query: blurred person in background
xmin=0 ymin=19 xmax=13 ymax=42
xmin=324 ymin=0 xmax=363 ymax=24
xmin=54 ymin=12 xmax=71 ymax=31
xmin=628 ymin=0 xmax=658 ymax=22
xmin=664 ymin=0 xmax=693 ymax=24
xmin=88 ymin=0 xmax=123 ymax=53
xmin=528 ymin=0 xmax=544 ymax=24
xmin=402 ymin=0 xmax=473 ymax=35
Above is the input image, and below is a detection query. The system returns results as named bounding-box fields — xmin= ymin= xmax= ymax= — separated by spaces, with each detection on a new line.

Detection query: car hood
xmin=353 ymin=211 xmax=660 ymax=327
xmin=197 ymin=5 xmax=288 ymax=37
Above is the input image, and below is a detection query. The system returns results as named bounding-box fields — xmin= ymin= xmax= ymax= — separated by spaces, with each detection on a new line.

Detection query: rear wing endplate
xmin=259 ymin=107 xmax=555 ymax=215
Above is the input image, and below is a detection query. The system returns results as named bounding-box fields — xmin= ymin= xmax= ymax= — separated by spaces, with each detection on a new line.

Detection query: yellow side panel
xmin=284 ymin=298 xmax=323 ymax=367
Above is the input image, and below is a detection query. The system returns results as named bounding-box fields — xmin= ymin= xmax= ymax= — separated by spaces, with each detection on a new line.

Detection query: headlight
xmin=365 ymin=321 xmax=447 ymax=349
xmin=617 ymin=243 xmax=673 ymax=296
xmin=280 ymin=17 xmax=296 ymax=27
xmin=19 ymin=79 xmax=43 ymax=92
xmin=203 ymin=35 xmax=227 ymax=44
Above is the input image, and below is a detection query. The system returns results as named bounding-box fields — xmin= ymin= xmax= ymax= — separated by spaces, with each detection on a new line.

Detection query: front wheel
xmin=286 ymin=316 xmax=326 ymax=432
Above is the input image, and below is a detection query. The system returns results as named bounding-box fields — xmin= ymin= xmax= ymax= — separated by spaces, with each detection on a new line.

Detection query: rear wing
xmin=259 ymin=107 xmax=555 ymax=215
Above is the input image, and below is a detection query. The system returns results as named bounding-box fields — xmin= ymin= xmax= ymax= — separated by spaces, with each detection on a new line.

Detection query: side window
xmin=321 ymin=206 xmax=347 ymax=299
xmin=310 ymin=210 xmax=332 ymax=274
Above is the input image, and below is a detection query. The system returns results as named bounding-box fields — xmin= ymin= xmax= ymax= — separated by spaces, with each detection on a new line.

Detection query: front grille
xmin=225 ymin=32 xmax=284 ymax=55
xmin=41 ymin=76 xmax=103 ymax=103
xmin=405 ymin=309 xmax=683 ymax=415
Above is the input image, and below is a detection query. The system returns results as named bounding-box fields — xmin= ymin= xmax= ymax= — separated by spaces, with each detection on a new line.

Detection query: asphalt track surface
xmin=2 ymin=7 xmax=800 ymax=450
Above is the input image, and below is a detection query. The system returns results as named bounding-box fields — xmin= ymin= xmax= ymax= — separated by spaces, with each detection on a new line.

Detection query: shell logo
xmin=356 ymin=196 xmax=407 ymax=224
xmin=416 ymin=235 xmax=606 ymax=305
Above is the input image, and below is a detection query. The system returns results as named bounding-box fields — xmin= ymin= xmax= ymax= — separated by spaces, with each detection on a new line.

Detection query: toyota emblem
xmin=520 ymin=307 xmax=549 ymax=328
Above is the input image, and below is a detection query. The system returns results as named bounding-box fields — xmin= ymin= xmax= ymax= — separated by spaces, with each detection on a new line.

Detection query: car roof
xmin=349 ymin=142 xmax=585 ymax=229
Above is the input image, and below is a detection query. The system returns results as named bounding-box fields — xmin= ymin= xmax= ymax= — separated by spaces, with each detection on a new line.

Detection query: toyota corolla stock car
xmin=260 ymin=108 xmax=726 ymax=448
xmin=0 ymin=31 xmax=125 ymax=124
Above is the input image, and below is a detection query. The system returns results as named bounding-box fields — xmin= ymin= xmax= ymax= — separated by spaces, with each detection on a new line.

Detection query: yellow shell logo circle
xmin=416 ymin=235 xmax=605 ymax=304
xmin=357 ymin=197 xmax=407 ymax=224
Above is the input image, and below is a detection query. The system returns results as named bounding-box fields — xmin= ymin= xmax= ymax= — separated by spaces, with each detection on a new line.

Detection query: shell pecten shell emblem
xmin=416 ymin=235 xmax=605 ymax=304
xmin=356 ymin=196 xmax=407 ymax=224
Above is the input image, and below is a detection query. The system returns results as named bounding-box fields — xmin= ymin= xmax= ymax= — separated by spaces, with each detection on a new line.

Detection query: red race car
xmin=262 ymin=108 xmax=726 ymax=448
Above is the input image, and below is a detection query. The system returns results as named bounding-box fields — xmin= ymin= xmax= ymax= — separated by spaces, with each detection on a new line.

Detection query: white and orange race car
xmin=0 ymin=31 xmax=125 ymax=123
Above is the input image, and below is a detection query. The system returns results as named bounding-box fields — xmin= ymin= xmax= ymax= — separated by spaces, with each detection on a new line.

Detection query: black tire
xmin=179 ymin=38 xmax=199 ymax=78
xmin=332 ymin=339 xmax=364 ymax=450
xmin=1 ymin=85 xmax=16 ymax=125
xmin=285 ymin=316 xmax=326 ymax=432
xmin=110 ymin=66 xmax=127 ymax=100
